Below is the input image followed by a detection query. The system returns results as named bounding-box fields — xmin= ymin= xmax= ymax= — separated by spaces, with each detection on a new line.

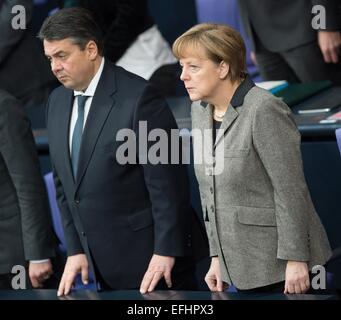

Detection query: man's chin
xmin=60 ymin=80 xmax=74 ymax=90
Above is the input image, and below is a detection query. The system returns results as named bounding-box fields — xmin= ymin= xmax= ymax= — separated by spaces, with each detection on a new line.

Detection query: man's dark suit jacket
xmin=46 ymin=60 xmax=208 ymax=289
xmin=0 ymin=90 xmax=56 ymax=274
xmin=238 ymin=0 xmax=341 ymax=52
xmin=0 ymin=0 xmax=55 ymax=106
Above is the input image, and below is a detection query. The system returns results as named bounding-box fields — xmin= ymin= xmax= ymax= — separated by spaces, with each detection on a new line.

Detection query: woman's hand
xmin=284 ymin=261 xmax=310 ymax=294
xmin=205 ymin=257 xmax=228 ymax=292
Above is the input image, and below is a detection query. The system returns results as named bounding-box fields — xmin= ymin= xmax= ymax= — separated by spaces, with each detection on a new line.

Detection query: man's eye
xmin=190 ymin=65 xmax=199 ymax=70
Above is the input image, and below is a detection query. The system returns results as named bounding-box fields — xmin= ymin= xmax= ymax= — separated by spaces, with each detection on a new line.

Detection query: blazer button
xmin=210 ymin=187 xmax=214 ymax=194
xmin=75 ymin=199 xmax=80 ymax=204
xmin=81 ymin=231 xmax=86 ymax=237
xmin=210 ymin=205 xmax=214 ymax=212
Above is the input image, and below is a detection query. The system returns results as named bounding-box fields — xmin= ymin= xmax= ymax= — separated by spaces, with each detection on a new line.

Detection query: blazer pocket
xmin=224 ymin=149 xmax=249 ymax=158
xmin=128 ymin=208 xmax=154 ymax=231
xmin=237 ymin=206 xmax=277 ymax=227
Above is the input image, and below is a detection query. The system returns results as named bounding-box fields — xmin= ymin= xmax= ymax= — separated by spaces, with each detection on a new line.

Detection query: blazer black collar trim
xmin=230 ymin=74 xmax=255 ymax=107
xmin=200 ymin=74 xmax=255 ymax=108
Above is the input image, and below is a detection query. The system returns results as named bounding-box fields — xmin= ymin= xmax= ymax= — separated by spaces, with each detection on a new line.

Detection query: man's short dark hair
xmin=38 ymin=7 xmax=104 ymax=55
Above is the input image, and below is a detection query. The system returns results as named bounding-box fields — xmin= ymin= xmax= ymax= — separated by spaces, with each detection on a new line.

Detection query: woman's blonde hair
xmin=172 ymin=23 xmax=247 ymax=82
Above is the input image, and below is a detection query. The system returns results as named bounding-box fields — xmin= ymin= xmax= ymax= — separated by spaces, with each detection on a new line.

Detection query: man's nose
xmin=51 ymin=59 xmax=62 ymax=74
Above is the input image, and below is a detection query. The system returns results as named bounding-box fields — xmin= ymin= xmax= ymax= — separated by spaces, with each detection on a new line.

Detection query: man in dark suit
xmin=0 ymin=0 xmax=56 ymax=107
xmin=0 ymin=90 xmax=56 ymax=289
xmin=238 ymin=0 xmax=341 ymax=84
xmin=38 ymin=7 xmax=207 ymax=296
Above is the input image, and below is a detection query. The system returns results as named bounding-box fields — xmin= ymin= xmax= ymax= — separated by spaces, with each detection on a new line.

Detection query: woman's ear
xmin=219 ymin=61 xmax=229 ymax=79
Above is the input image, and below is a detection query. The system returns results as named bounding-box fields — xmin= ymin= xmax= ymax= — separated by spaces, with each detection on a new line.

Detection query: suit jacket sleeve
xmin=133 ymin=84 xmax=189 ymax=257
xmin=252 ymin=96 xmax=311 ymax=262
xmin=0 ymin=93 xmax=55 ymax=260
xmin=311 ymin=0 xmax=341 ymax=31
xmin=0 ymin=0 xmax=33 ymax=66
xmin=45 ymin=94 xmax=84 ymax=256
xmin=51 ymin=164 xmax=84 ymax=256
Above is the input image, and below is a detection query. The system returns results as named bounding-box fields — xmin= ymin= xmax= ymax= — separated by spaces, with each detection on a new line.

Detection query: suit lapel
xmin=75 ymin=62 xmax=117 ymax=191
xmin=214 ymin=105 xmax=239 ymax=149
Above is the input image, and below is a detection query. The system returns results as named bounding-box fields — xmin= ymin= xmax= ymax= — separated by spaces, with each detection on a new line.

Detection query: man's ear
xmin=86 ymin=40 xmax=98 ymax=60
xmin=219 ymin=61 xmax=229 ymax=79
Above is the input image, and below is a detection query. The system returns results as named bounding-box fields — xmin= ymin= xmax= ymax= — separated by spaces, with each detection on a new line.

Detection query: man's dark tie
xmin=71 ymin=95 xmax=88 ymax=178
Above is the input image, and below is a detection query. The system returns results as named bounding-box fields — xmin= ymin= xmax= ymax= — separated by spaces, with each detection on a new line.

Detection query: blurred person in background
xmin=0 ymin=89 xmax=56 ymax=289
xmin=238 ymin=0 xmax=341 ymax=84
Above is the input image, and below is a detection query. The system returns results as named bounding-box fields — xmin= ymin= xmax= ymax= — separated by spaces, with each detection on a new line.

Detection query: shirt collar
xmin=74 ymin=57 xmax=105 ymax=97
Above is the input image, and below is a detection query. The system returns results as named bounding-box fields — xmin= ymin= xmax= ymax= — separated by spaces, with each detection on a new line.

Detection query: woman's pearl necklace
xmin=213 ymin=109 xmax=226 ymax=120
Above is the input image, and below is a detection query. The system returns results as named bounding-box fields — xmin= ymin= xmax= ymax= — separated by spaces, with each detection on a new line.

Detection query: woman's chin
xmin=188 ymin=93 xmax=201 ymax=102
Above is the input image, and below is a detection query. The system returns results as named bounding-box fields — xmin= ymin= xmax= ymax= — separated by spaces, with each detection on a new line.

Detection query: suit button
xmin=75 ymin=199 xmax=80 ymax=204
xmin=210 ymin=205 xmax=214 ymax=212
xmin=81 ymin=231 xmax=86 ymax=237
xmin=210 ymin=187 xmax=214 ymax=194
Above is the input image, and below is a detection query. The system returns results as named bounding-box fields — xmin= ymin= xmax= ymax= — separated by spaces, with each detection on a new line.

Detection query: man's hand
xmin=29 ymin=260 xmax=53 ymax=288
xmin=205 ymin=257 xmax=228 ymax=292
xmin=140 ymin=254 xmax=175 ymax=294
xmin=57 ymin=254 xmax=89 ymax=296
xmin=284 ymin=261 xmax=310 ymax=294
xmin=318 ymin=31 xmax=341 ymax=63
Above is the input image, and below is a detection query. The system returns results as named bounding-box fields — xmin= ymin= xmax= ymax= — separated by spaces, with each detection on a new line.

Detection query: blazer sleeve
xmin=0 ymin=94 xmax=56 ymax=260
xmin=252 ymin=96 xmax=311 ymax=262
xmin=133 ymin=84 xmax=190 ymax=257
xmin=204 ymin=220 xmax=219 ymax=257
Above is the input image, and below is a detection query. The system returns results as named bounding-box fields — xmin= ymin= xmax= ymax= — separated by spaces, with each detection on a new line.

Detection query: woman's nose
xmin=180 ymin=67 xmax=189 ymax=81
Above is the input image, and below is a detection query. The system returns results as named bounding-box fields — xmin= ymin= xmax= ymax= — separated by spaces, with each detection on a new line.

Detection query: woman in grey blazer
xmin=172 ymin=23 xmax=332 ymax=294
